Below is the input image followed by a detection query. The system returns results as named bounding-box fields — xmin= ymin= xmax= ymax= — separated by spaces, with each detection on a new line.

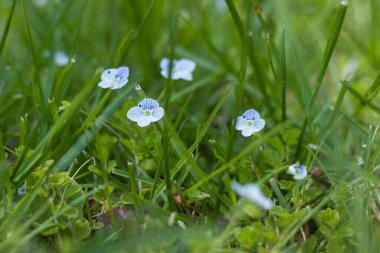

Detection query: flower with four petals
xmin=98 ymin=66 xmax=129 ymax=89
xmin=235 ymin=109 xmax=265 ymax=137
xmin=288 ymin=163 xmax=307 ymax=180
xmin=127 ymin=98 xmax=165 ymax=127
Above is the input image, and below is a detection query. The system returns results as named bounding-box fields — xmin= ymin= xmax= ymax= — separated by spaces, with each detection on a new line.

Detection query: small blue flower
xmin=54 ymin=51 xmax=69 ymax=67
xmin=231 ymin=181 xmax=274 ymax=210
xmin=235 ymin=109 xmax=265 ymax=137
xmin=160 ymin=58 xmax=196 ymax=81
xmin=127 ymin=98 xmax=165 ymax=127
xmin=288 ymin=163 xmax=307 ymax=180
xmin=18 ymin=183 xmax=26 ymax=195
xmin=98 ymin=66 xmax=129 ymax=89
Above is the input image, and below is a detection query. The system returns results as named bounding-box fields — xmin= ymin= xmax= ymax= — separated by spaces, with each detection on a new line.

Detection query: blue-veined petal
xmin=139 ymin=98 xmax=159 ymax=110
xmin=242 ymin=109 xmax=260 ymax=120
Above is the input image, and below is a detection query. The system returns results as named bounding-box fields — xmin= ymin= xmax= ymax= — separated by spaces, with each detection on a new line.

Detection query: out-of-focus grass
xmin=1 ymin=0 xmax=380 ymax=252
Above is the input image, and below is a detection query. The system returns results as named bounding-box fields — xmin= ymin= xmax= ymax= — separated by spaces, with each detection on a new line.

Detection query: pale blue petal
xmin=169 ymin=71 xmax=183 ymax=80
xmin=175 ymin=71 xmax=193 ymax=81
xmin=151 ymin=107 xmax=164 ymax=121
xmin=242 ymin=109 xmax=260 ymax=120
xmin=175 ymin=59 xmax=196 ymax=72
xmin=139 ymin=98 xmax=159 ymax=110
xmin=161 ymin=69 xmax=169 ymax=79
xmin=252 ymin=118 xmax=265 ymax=132
xmin=231 ymin=181 xmax=274 ymax=210
xmin=101 ymin=68 xmax=117 ymax=81
xmin=127 ymin=106 xmax=143 ymax=122
xmin=294 ymin=170 xmax=307 ymax=180
xmin=242 ymin=127 xmax=254 ymax=137
xmin=110 ymin=79 xmax=128 ymax=89
xmin=54 ymin=51 xmax=69 ymax=66
xmin=235 ymin=116 xmax=247 ymax=131
xmin=98 ymin=80 xmax=112 ymax=89
xmin=116 ymin=66 xmax=129 ymax=81
xmin=137 ymin=117 xmax=152 ymax=127
xmin=160 ymin=58 xmax=170 ymax=69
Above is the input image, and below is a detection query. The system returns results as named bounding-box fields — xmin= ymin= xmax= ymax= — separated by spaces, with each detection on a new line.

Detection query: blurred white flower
xmin=341 ymin=58 xmax=359 ymax=81
xmin=54 ymin=51 xmax=69 ymax=67
xmin=235 ymin=109 xmax=265 ymax=137
xmin=160 ymin=58 xmax=196 ymax=81
xmin=288 ymin=163 xmax=307 ymax=180
xmin=232 ymin=181 xmax=274 ymax=210
xmin=127 ymin=98 xmax=164 ymax=127
xmin=33 ymin=0 xmax=48 ymax=7
xmin=98 ymin=66 xmax=129 ymax=89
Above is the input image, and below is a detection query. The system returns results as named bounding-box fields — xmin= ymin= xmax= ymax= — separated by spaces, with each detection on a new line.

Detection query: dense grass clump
xmin=1 ymin=0 xmax=380 ymax=252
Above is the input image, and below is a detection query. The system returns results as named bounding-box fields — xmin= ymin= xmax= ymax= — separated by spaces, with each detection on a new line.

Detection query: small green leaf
xmin=48 ymin=172 xmax=70 ymax=187
xmin=335 ymin=226 xmax=354 ymax=238
xmin=58 ymin=100 xmax=71 ymax=112
xmin=72 ymin=218 xmax=91 ymax=240
xmin=235 ymin=226 xmax=260 ymax=250
xmin=93 ymin=190 xmax=107 ymax=203
xmin=326 ymin=238 xmax=345 ymax=253
xmin=120 ymin=192 xmax=135 ymax=205
xmin=278 ymin=180 xmax=294 ymax=190
xmin=188 ymin=190 xmax=210 ymax=202
xmin=299 ymin=235 xmax=317 ymax=253
xmin=318 ymin=208 xmax=340 ymax=228
xmin=94 ymin=221 xmax=104 ymax=229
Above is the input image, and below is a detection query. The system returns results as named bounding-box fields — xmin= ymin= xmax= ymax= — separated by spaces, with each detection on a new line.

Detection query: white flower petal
xmin=232 ymin=181 xmax=274 ymax=210
xmin=175 ymin=71 xmax=193 ymax=81
xmin=54 ymin=51 xmax=69 ymax=66
xmin=161 ymin=69 xmax=170 ymax=79
xmin=252 ymin=119 xmax=265 ymax=132
xmin=169 ymin=71 xmax=183 ymax=80
xmin=98 ymin=81 xmax=112 ymax=89
xmin=110 ymin=79 xmax=128 ymax=89
xmin=242 ymin=127 xmax=254 ymax=137
xmin=175 ymin=59 xmax=196 ymax=72
xmin=294 ymin=170 xmax=307 ymax=180
xmin=137 ymin=117 xmax=152 ymax=127
xmin=127 ymin=107 xmax=143 ymax=122
xmin=160 ymin=58 xmax=170 ymax=70
xmin=242 ymin=109 xmax=260 ymax=120
xmin=151 ymin=107 xmax=164 ymax=121
xmin=139 ymin=98 xmax=159 ymax=110
xmin=235 ymin=116 xmax=248 ymax=131
xmin=101 ymin=68 xmax=117 ymax=81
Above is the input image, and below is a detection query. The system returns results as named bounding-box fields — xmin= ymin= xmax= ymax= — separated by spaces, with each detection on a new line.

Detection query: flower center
xmin=113 ymin=75 xmax=121 ymax=82
xmin=246 ymin=120 xmax=254 ymax=127
xmin=144 ymin=110 xmax=152 ymax=116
